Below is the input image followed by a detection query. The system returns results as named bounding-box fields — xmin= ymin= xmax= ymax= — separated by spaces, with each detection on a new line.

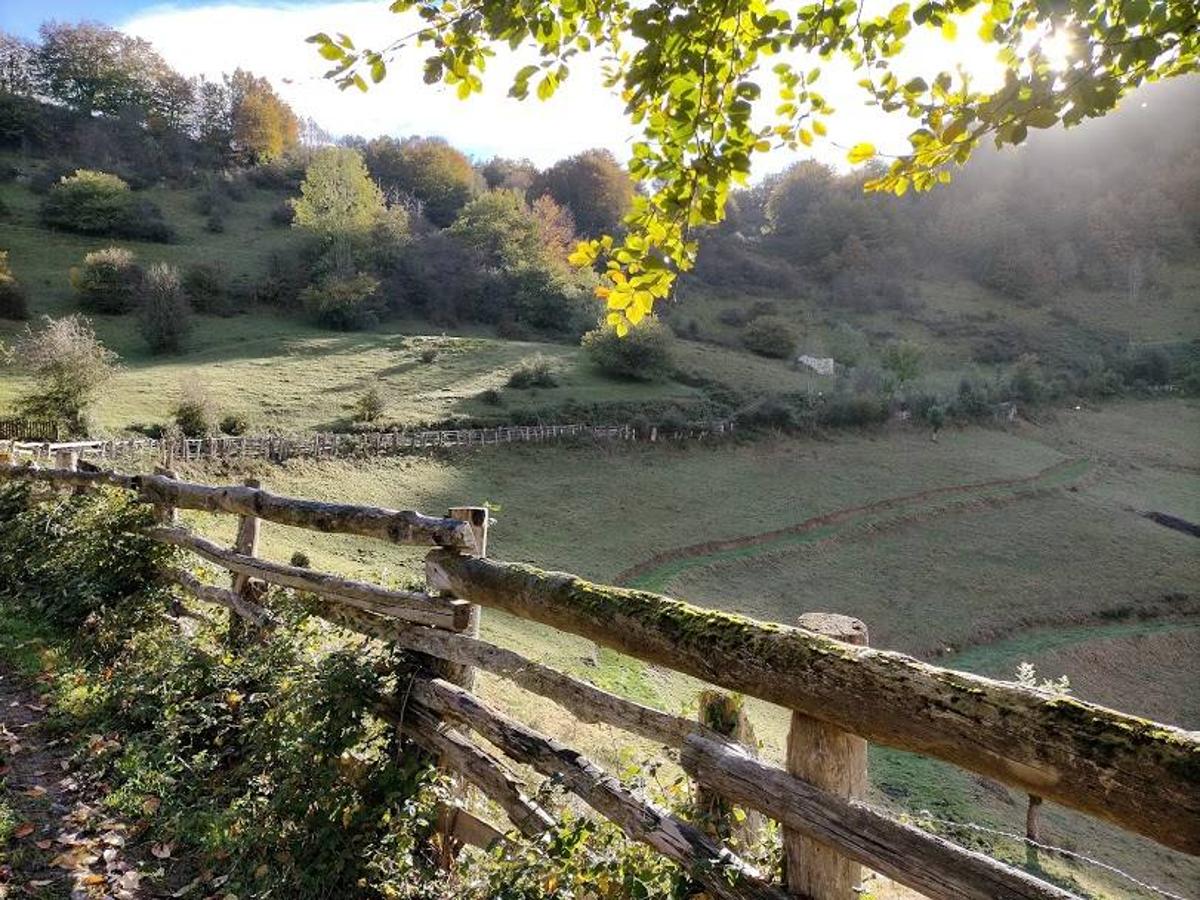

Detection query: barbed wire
xmin=875 ymin=804 xmax=1192 ymax=900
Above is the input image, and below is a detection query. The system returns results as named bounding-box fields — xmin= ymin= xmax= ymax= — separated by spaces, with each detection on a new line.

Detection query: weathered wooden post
xmin=227 ymin=477 xmax=263 ymax=646
xmin=54 ymin=448 xmax=78 ymax=471
xmin=784 ymin=613 xmax=869 ymax=899
xmin=429 ymin=506 xmax=488 ymax=690
xmin=694 ymin=690 xmax=762 ymax=847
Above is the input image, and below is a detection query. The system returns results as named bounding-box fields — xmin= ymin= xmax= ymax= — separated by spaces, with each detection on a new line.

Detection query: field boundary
xmin=2 ymin=419 xmax=734 ymax=465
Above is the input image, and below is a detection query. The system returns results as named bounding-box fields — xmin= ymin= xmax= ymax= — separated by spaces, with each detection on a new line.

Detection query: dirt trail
xmin=0 ymin=667 xmax=153 ymax=900
xmin=616 ymin=457 xmax=1091 ymax=590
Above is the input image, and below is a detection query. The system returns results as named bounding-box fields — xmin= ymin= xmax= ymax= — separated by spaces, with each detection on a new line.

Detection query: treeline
xmin=692 ymin=77 xmax=1200 ymax=315
xmin=0 ymin=22 xmax=309 ymax=180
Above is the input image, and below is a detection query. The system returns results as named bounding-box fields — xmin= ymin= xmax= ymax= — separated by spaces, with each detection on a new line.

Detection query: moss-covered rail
xmin=426 ymin=551 xmax=1200 ymax=857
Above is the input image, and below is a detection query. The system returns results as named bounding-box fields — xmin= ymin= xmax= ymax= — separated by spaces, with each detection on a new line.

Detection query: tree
xmin=36 ymin=22 xmax=167 ymax=117
xmin=742 ymin=316 xmax=797 ymax=359
xmin=0 ymin=31 xmax=37 ymax=95
xmin=364 ymin=136 xmax=478 ymax=227
xmin=529 ymin=149 xmax=634 ymax=237
xmin=227 ymin=68 xmax=300 ymax=164
xmin=292 ymin=146 xmax=387 ymax=273
xmin=882 ymin=341 xmax=924 ymax=388
xmin=8 ymin=315 xmax=119 ymax=435
xmin=313 ymin=0 xmax=1200 ymax=331
xmin=138 ymin=263 xmax=192 ymax=354
xmin=481 ymin=157 xmax=539 ymax=192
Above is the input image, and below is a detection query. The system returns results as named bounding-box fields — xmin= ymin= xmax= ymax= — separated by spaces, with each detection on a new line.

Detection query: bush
xmin=741 ymin=316 xmax=797 ymax=358
xmin=41 ymin=170 xmax=174 ymax=242
xmin=419 ymin=347 xmax=438 ymax=364
xmin=816 ymin=394 xmax=889 ymax=428
xmin=301 ymin=273 xmax=382 ymax=330
xmin=72 ymin=247 xmax=143 ymax=314
xmin=582 ymin=317 xmax=674 ymax=381
xmin=718 ymin=307 xmax=748 ymax=327
xmin=0 ymin=250 xmax=29 ymax=320
xmin=138 ymin=262 xmax=192 ymax=354
xmin=10 ymin=315 xmax=119 ymax=435
xmin=353 ymin=387 xmax=385 ymax=422
xmin=270 ymin=199 xmax=295 ymax=226
xmin=881 ymin=340 xmax=924 ymax=388
xmin=173 ymin=386 xmax=214 ymax=437
xmin=507 ymin=355 xmax=559 ymax=389
xmin=182 ymin=263 xmax=228 ymax=314
xmin=478 ymin=388 xmax=503 ymax=406
xmin=220 ymin=413 xmax=249 ymax=436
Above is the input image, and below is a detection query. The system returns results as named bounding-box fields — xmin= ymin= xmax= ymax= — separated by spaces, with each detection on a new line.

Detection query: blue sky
xmin=3 ymin=1 xmax=1010 ymax=171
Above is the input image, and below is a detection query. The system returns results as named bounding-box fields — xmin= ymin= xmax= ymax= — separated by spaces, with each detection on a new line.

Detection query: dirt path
xmin=0 ymin=667 xmax=154 ymax=900
xmin=616 ymin=458 xmax=1092 ymax=591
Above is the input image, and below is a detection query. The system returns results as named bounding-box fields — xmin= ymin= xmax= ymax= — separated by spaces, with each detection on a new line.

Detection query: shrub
xmin=1008 ymin=353 xmax=1045 ymax=404
xmin=737 ymin=397 xmax=796 ymax=430
xmin=138 ymin=263 xmax=192 ymax=354
xmin=0 ymin=250 xmax=29 ymax=320
xmin=507 ymin=355 xmax=559 ymax=389
xmin=10 ymin=315 xmax=119 ymax=435
xmin=881 ymin=340 xmax=923 ymax=387
xmin=353 ymin=387 xmax=385 ymax=422
xmin=741 ymin=316 xmax=797 ymax=358
xmin=478 ymin=388 xmax=503 ymax=406
xmin=301 ymin=273 xmax=382 ymax=330
xmin=419 ymin=347 xmax=438 ymax=364
xmin=205 ymin=210 xmax=226 ymax=233
xmin=182 ymin=263 xmax=227 ymax=314
xmin=718 ymin=307 xmax=748 ymax=327
xmin=220 ymin=413 xmax=249 ymax=436
xmin=582 ymin=317 xmax=674 ymax=381
xmin=816 ymin=394 xmax=889 ymax=428
xmin=173 ymin=386 xmax=214 ymax=437
xmin=41 ymin=170 xmax=173 ymax=242
xmin=72 ymin=247 xmax=143 ymax=314
xmin=270 ymin=199 xmax=295 ymax=225
xmin=41 ymin=169 xmax=132 ymax=235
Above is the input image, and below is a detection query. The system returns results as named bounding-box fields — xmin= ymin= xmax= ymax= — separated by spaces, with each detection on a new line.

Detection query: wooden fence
xmin=1 ymin=459 xmax=1196 ymax=900
xmin=0 ymin=417 xmax=62 ymax=441
xmin=1 ymin=420 xmax=734 ymax=465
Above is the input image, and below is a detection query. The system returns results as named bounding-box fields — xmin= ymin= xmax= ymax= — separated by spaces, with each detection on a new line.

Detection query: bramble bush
xmin=138 ymin=262 xmax=192 ymax=354
xmin=741 ymin=317 xmax=796 ymax=359
xmin=582 ymin=317 xmax=674 ymax=381
xmin=72 ymin=246 xmax=143 ymax=314
xmin=41 ymin=169 xmax=174 ymax=242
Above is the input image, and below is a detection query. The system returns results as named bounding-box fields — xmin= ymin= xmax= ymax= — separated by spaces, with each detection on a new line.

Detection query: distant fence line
xmin=2 ymin=420 xmax=736 ymax=465
xmin=0 ymin=418 xmax=63 ymax=441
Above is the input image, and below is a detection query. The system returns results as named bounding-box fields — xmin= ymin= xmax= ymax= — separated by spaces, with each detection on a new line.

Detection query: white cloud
xmin=122 ymin=1 xmax=1010 ymax=175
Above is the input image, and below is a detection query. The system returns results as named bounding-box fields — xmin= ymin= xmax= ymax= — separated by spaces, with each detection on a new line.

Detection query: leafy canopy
xmin=311 ymin=0 xmax=1199 ymax=333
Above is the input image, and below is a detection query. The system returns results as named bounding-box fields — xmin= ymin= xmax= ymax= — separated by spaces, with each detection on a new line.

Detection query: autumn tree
xmin=480 ymin=156 xmax=539 ymax=193
xmin=529 ymin=148 xmax=635 ymax=238
xmin=36 ymin=22 xmax=170 ymax=117
xmin=363 ymin=135 xmax=479 ymax=227
xmin=227 ymin=68 xmax=300 ymax=164
xmin=0 ymin=31 xmax=37 ymax=95
xmin=313 ymin=0 xmax=1200 ymax=332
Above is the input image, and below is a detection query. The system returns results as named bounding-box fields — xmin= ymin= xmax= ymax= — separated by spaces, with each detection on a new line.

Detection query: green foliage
xmin=881 ymin=341 xmax=924 ymax=387
xmin=138 ymin=262 xmax=192 ymax=354
xmin=364 ymin=136 xmax=479 ymax=227
xmin=8 ymin=314 xmax=118 ymax=435
xmin=0 ymin=482 xmax=172 ymax=633
xmin=354 ymin=386 xmax=386 ymax=422
xmin=741 ymin=316 xmax=796 ymax=359
xmin=41 ymin=169 xmax=174 ymax=242
xmin=220 ymin=412 xmax=250 ymax=435
xmin=72 ymin=246 xmax=144 ymax=314
xmin=318 ymin=0 xmax=1200 ymax=331
xmin=301 ymin=272 xmax=383 ymax=330
xmin=174 ymin=385 xmax=215 ymax=437
xmin=0 ymin=249 xmax=29 ymax=320
xmin=182 ymin=262 xmax=228 ymax=315
xmin=507 ymin=354 xmax=560 ymax=389
xmin=292 ymin=148 xmax=386 ymax=253
xmin=582 ymin=317 xmax=675 ymax=381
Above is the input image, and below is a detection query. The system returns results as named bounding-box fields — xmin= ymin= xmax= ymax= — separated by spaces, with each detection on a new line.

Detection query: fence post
xmin=54 ymin=448 xmax=78 ymax=471
xmin=784 ymin=613 xmax=869 ymax=899
xmin=694 ymin=690 xmax=762 ymax=846
xmin=429 ymin=506 xmax=488 ymax=691
xmin=228 ymin=477 xmax=263 ymax=646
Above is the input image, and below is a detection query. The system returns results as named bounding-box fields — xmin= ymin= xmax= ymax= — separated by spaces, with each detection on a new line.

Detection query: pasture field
xmin=165 ymin=397 xmax=1199 ymax=898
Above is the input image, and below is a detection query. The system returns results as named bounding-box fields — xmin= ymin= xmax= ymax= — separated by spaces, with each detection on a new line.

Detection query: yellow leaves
xmin=812 ymin=119 xmax=827 ymax=136
xmin=847 ymin=142 xmax=877 ymax=164
xmin=941 ymin=19 xmax=957 ymax=40
xmin=799 ymin=128 xmax=813 ymax=146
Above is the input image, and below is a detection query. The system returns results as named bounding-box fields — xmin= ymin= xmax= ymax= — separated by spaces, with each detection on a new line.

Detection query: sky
xmin=3 ymin=0 xmax=1021 ymax=173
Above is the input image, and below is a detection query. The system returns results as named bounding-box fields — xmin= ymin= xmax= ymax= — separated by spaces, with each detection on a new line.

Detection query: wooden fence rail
xmin=2 ymin=461 xmax=1196 ymax=900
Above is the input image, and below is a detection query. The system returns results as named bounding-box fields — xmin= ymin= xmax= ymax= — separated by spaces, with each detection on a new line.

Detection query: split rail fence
xmin=1 ymin=459 xmax=1197 ymax=900
xmin=2 ymin=420 xmax=734 ymax=466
